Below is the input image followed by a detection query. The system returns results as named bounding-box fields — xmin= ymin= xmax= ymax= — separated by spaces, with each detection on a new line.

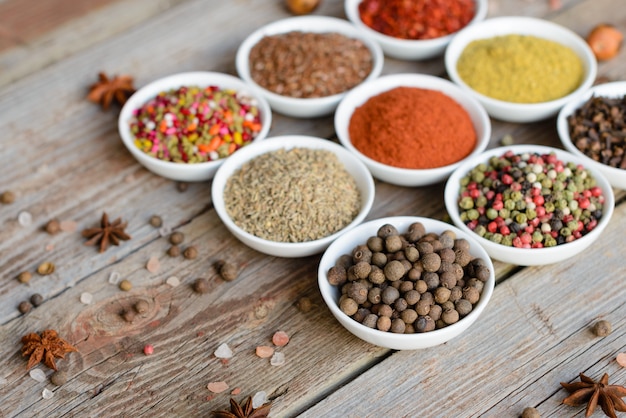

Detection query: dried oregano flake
xmin=223 ymin=148 xmax=361 ymax=243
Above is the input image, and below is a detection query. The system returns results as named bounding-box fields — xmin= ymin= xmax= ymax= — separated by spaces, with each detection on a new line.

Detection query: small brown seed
xmin=50 ymin=371 xmax=68 ymax=386
xmin=362 ymin=314 xmax=378 ymax=328
xmin=149 ymin=215 xmax=163 ymax=227
xmin=385 ymin=235 xmax=403 ymax=253
xmin=377 ymin=224 xmax=399 ymax=238
xmin=347 ymin=282 xmax=368 ymax=304
xmin=183 ymin=246 xmax=198 ymax=259
xmin=167 ymin=245 xmax=181 ymax=257
xmin=30 ymin=293 xmax=44 ymax=307
xmin=353 ymin=261 xmax=371 ymax=279
xmin=170 ymin=231 xmax=185 ymax=245
xmin=219 ymin=261 xmax=239 ymax=281
xmin=119 ymin=279 xmax=132 ymax=291
xmin=17 ymin=271 xmax=32 ymax=284
xmin=340 ymin=297 xmax=358 ymax=316
xmin=378 ymin=304 xmax=393 ymax=318
xmin=381 ymin=286 xmax=400 ymax=305
xmin=434 ymin=287 xmax=451 ymax=304
xmin=415 ymin=315 xmax=435 ymax=332
xmin=18 ymin=301 xmax=32 ymax=314
xmin=296 ymin=297 xmax=313 ymax=312
xmin=406 ymin=222 xmax=426 ymax=242
xmin=37 ymin=262 xmax=55 ymax=276
xmin=44 ymin=219 xmax=61 ymax=234
xmin=376 ymin=315 xmax=391 ymax=331
xmin=421 ymin=253 xmax=441 ymax=273
xmin=134 ymin=300 xmax=149 ymax=314
xmin=455 ymin=299 xmax=473 ymax=317
xmin=327 ymin=266 xmax=347 ymax=286
xmin=368 ymin=266 xmax=385 ymax=284
xmin=121 ymin=309 xmax=136 ymax=322
xmin=442 ymin=308 xmax=460 ymax=325
xmin=192 ymin=278 xmax=210 ymax=294
xmin=429 ymin=304 xmax=443 ymax=321
xmin=400 ymin=308 xmax=418 ymax=324
xmin=462 ymin=287 xmax=481 ymax=304
xmin=390 ymin=318 xmax=406 ymax=333
xmin=1 ymin=190 xmax=16 ymax=204
xmin=521 ymin=407 xmax=540 ymax=418
xmin=593 ymin=319 xmax=612 ymax=337
xmin=366 ymin=236 xmax=384 ymax=252
xmin=383 ymin=260 xmax=405 ymax=281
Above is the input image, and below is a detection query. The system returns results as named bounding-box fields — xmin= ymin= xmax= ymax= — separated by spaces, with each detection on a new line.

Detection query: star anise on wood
xmin=82 ymin=212 xmax=131 ymax=253
xmin=87 ymin=72 xmax=136 ymax=110
xmin=561 ymin=372 xmax=626 ymax=418
xmin=212 ymin=396 xmax=272 ymax=418
xmin=21 ymin=329 xmax=78 ymax=371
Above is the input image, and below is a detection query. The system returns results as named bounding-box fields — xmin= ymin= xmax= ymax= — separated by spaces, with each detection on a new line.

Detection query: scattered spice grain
xmin=18 ymin=301 xmax=32 ymax=314
xmin=183 ymin=246 xmax=198 ymax=259
xmin=44 ymin=219 xmax=61 ymax=235
xmin=30 ymin=294 xmax=44 ymax=307
xmin=169 ymin=231 xmax=185 ymax=245
xmin=249 ymin=31 xmax=373 ymax=98
xmin=617 ymin=353 xmax=626 ymax=368
xmin=149 ymin=215 xmax=163 ymax=228
xmin=37 ymin=262 xmax=55 ymax=276
xmin=457 ymin=35 xmax=583 ymax=103
xmin=146 ymin=256 xmax=160 ymax=273
xmin=17 ymin=271 xmax=32 ymax=284
xmin=592 ymin=319 xmax=612 ymax=336
xmin=121 ymin=309 xmax=136 ymax=323
xmin=207 ymin=381 xmax=229 ymax=393
xmin=1 ymin=190 xmax=15 ymax=204
xmin=119 ymin=279 xmax=132 ymax=291
xmin=134 ymin=300 xmax=149 ymax=314
xmin=348 ymin=87 xmax=476 ymax=169
xmin=296 ymin=297 xmax=313 ymax=312
xmin=224 ymin=148 xmax=361 ymax=243
xmin=192 ymin=278 xmax=209 ymax=294
xmin=218 ymin=261 xmax=238 ymax=281
xmin=50 ymin=371 xmax=68 ymax=386
xmin=130 ymin=86 xmax=262 ymax=163
xmin=521 ymin=406 xmax=540 ymax=418
xmin=167 ymin=245 xmax=181 ymax=257
xmin=358 ymin=0 xmax=475 ymax=40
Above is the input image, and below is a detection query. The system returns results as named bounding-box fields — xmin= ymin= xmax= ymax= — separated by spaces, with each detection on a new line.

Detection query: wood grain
xmin=0 ymin=0 xmax=624 ymax=417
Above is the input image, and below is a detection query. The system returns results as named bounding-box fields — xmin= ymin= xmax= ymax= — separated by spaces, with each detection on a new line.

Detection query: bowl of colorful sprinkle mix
xmin=318 ymin=216 xmax=495 ymax=350
xmin=557 ymin=81 xmax=626 ymax=190
xmin=235 ymin=15 xmax=383 ymax=118
xmin=118 ymin=71 xmax=272 ymax=182
xmin=444 ymin=145 xmax=615 ymax=266
xmin=211 ymin=135 xmax=375 ymax=258
xmin=345 ymin=0 xmax=488 ymax=61
xmin=445 ymin=17 xmax=597 ymax=123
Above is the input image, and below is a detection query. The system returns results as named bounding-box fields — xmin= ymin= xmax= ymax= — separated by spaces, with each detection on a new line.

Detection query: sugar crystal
xmin=29 ymin=369 xmax=46 ymax=383
xmin=214 ymin=343 xmax=233 ymax=359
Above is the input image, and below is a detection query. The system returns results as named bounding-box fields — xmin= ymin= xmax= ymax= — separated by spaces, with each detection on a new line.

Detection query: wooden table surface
xmin=1 ymin=0 xmax=625 ymax=417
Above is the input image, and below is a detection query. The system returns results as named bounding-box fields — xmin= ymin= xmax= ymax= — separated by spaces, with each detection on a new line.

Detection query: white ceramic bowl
xmin=344 ymin=0 xmax=488 ymax=61
xmin=444 ymin=145 xmax=615 ymax=265
xmin=235 ymin=15 xmax=384 ymax=118
xmin=334 ymin=73 xmax=491 ymax=187
xmin=318 ymin=216 xmax=495 ymax=350
xmin=557 ymin=81 xmax=626 ymax=190
xmin=445 ymin=16 xmax=597 ymax=123
xmin=118 ymin=71 xmax=272 ymax=182
xmin=212 ymin=135 xmax=375 ymax=258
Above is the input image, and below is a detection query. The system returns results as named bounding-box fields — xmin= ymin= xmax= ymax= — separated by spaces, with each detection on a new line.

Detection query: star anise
xmin=212 ymin=396 xmax=272 ymax=418
xmin=82 ymin=212 xmax=131 ymax=253
xmin=561 ymin=372 xmax=626 ymax=418
xmin=87 ymin=72 xmax=136 ymax=110
xmin=21 ymin=329 xmax=78 ymax=371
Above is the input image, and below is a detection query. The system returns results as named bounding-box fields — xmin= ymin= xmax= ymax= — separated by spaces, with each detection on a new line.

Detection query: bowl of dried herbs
xmin=211 ymin=135 xmax=375 ymax=258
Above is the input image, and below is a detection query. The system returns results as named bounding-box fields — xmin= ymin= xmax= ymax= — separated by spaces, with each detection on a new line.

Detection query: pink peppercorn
xmin=143 ymin=344 xmax=154 ymax=355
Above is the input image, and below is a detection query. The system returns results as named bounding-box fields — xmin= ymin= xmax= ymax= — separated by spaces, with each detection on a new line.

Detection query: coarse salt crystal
xmin=207 ymin=381 xmax=229 ymax=393
xmin=166 ymin=276 xmax=180 ymax=287
xmin=80 ymin=292 xmax=93 ymax=305
xmin=272 ymin=331 xmax=289 ymax=347
xmin=252 ymin=391 xmax=268 ymax=408
xmin=42 ymin=388 xmax=54 ymax=399
xmin=29 ymin=369 xmax=46 ymax=383
xmin=255 ymin=346 xmax=274 ymax=359
xmin=18 ymin=211 xmax=33 ymax=227
xmin=159 ymin=225 xmax=172 ymax=237
xmin=214 ymin=343 xmax=233 ymax=359
xmin=146 ymin=256 xmax=160 ymax=273
xmin=108 ymin=271 xmax=121 ymax=285
xmin=617 ymin=353 xmax=626 ymax=368
xmin=270 ymin=352 xmax=285 ymax=367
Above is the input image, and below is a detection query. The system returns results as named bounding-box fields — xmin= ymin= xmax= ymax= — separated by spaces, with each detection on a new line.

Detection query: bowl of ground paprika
xmin=334 ymin=73 xmax=491 ymax=187
xmin=345 ymin=0 xmax=488 ymax=61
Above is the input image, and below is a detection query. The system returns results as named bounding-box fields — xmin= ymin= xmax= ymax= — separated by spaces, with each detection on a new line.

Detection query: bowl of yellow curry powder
xmin=445 ymin=17 xmax=597 ymax=123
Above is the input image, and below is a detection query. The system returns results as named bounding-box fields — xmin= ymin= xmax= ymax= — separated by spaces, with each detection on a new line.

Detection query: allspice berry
xmin=149 ymin=215 xmax=163 ymax=228
xmin=296 ymin=297 xmax=313 ymax=313
xmin=183 ymin=246 xmax=198 ymax=260
xmin=18 ymin=301 xmax=32 ymax=314
xmin=30 ymin=293 xmax=44 ymax=307
xmin=1 ymin=190 xmax=16 ymax=204
xmin=219 ymin=261 xmax=239 ymax=281
xmin=37 ymin=262 xmax=55 ymax=276
xmin=192 ymin=278 xmax=210 ymax=294
xmin=383 ymin=260 xmax=405 ymax=281
xmin=521 ymin=407 xmax=540 ymax=418
xmin=169 ymin=231 xmax=185 ymax=245
xmin=167 ymin=245 xmax=181 ymax=257
xmin=17 ymin=271 xmax=32 ymax=284
xmin=121 ymin=309 xmax=136 ymax=323
xmin=327 ymin=266 xmax=347 ymax=286
xmin=592 ymin=319 xmax=612 ymax=337
xmin=44 ymin=219 xmax=61 ymax=235
xmin=50 ymin=371 xmax=68 ymax=386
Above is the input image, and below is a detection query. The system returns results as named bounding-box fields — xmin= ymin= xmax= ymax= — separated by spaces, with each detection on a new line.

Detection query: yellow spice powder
xmin=457 ymin=34 xmax=584 ymax=103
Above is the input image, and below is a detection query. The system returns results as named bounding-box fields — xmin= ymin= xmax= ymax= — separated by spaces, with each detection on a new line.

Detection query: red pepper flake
xmin=358 ymin=0 xmax=475 ymax=40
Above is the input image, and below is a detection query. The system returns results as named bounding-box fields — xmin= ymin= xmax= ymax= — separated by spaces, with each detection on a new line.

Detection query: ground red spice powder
xmin=348 ymin=86 xmax=476 ymax=169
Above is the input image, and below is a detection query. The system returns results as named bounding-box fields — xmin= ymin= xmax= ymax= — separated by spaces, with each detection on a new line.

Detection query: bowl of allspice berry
xmin=557 ymin=81 xmax=626 ymax=190
xmin=317 ymin=216 xmax=495 ymax=350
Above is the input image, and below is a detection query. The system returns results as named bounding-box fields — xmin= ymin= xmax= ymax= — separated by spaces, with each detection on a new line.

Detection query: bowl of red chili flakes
xmin=345 ymin=0 xmax=488 ymax=61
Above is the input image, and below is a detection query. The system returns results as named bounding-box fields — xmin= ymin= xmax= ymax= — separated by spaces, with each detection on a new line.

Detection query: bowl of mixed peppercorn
xmin=557 ymin=81 xmax=626 ymax=190
xmin=235 ymin=15 xmax=383 ymax=118
xmin=345 ymin=0 xmax=488 ymax=61
xmin=318 ymin=216 xmax=495 ymax=350
xmin=118 ymin=71 xmax=272 ymax=182
xmin=444 ymin=145 xmax=615 ymax=266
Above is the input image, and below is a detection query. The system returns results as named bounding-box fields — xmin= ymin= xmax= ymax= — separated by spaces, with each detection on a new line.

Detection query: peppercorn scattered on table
xmin=0 ymin=0 xmax=625 ymax=417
